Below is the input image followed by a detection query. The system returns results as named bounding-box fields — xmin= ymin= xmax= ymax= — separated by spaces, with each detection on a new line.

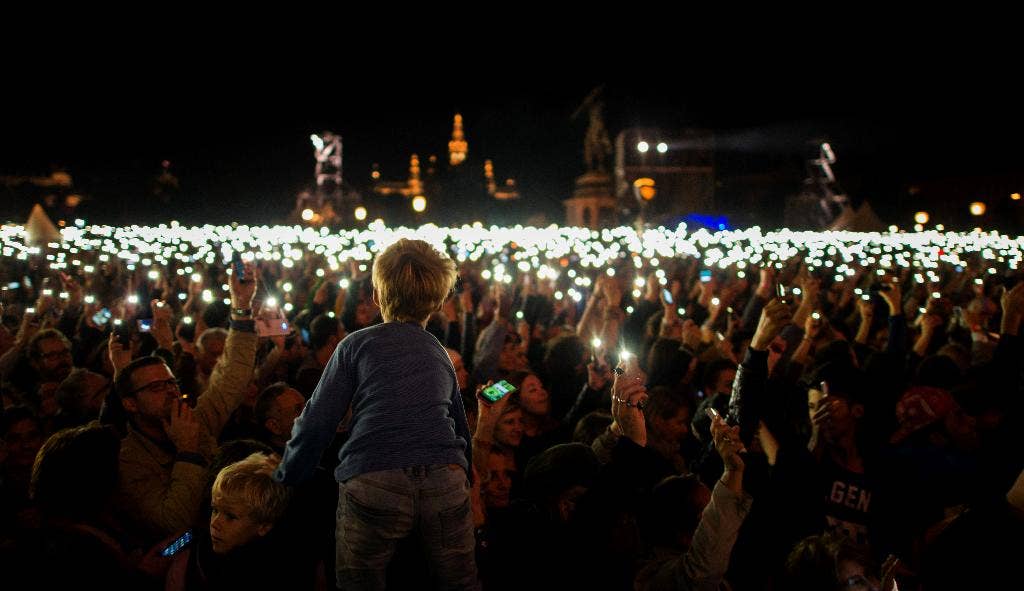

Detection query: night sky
xmin=3 ymin=45 xmax=1021 ymax=229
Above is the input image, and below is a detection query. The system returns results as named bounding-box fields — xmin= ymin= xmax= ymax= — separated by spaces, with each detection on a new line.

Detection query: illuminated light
xmin=74 ymin=218 xmax=85 ymax=228
xmin=592 ymin=337 xmax=602 ymax=349
xmin=182 ymin=316 xmax=193 ymax=324
xmin=178 ymin=293 xmax=187 ymax=301
xmin=310 ymin=134 xmax=323 ymax=150
xmin=862 ymin=294 xmax=871 ymax=301
xmin=632 ymin=289 xmax=642 ymax=298
xmin=84 ymin=295 xmax=95 ymax=304
xmin=265 ymin=297 xmax=278 ymax=308
xmin=658 ymin=277 xmax=667 ymax=286
xmin=711 ymin=297 xmax=720 ymax=306
xmin=914 ymin=211 xmax=929 ymax=224
xmin=812 ymin=311 xmax=821 ymax=320
xmin=876 ymin=269 xmax=886 ymax=276
xmin=936 ymin=224 xmax=944 ymax=231
xmin=127 ymin=294 xmax=139 ymax=304
xmin=191 ymin=273 xmax=202 ymax=283
xmin=340 ymin=279 xmax=350 ymax=289
xmin=932 ymin=291 xmax=941 ymax=299
xmin=633 ymin=177 xmax=656 ymax=201
xmin=656 ymin=142 xmax=668 ymax=154
xmin=636 ymin=141 xmax=649 ymax=153
xmin=147 ymin=270 xmax=159 ymax=280
xmin=481 ymin=270 xmax=492 ymax=280
xmin=969 ymin=202 xmax=986 ymax=216
xmin=888 ymin=225 xmax=898 ymax=233
xmin=1012 ymin=193 xmax=1021 ymax=201
xmin=359 ymin=264 xmax=367 ymax=272
xmin=792 ymin=287 xmax=802 ymax=295
xmin=650 ymin=257 xmax=659 ymax=266
xmin=620 ymin=350 xmax=632 ymax=361
xmin=283 ymin=282 xmax=293 ymax=292
xmin=112 ymin=318 xmax=121 ymax=326
xmin=606 ymin=267 xmax=615 ymax=277
xmin=914 ymin=224 xmax=924 ymax=232
xmin=84 ymin=265 xmax=94 ymax=273
xmin=634 ymin=277 xmax=645 ymax=288
xmin=328 ymin=311 xmax=336 ymax=319
xmin=222 ymin=298 xmax=231 ymax=305
xmin=301 ymin=209 xmax=315 ymax=221
xmin=554 ymin=291 xmax=564 ymax=301
xmin=974 ymin=278 xmax=983 ymax=285
xmin=736 ymin=270 xmax=746 ymax=279
xmin=412 ymin=196 xmax=427 ymax=213
xmin=626 ymin=306 xmax=634 ymax=314
xmin=316 ymin=269 xmax=325 ymax=277
xmin=678 ymin=308 xmax=686 ymax=316
xmin=202 ymin=290 xmax=213 ymax=303
xmin=354 ymin=206 xmax=368 ymax=221
xmin=59 ymin=291 xmax=69 ymax=299
xmin=283 ymin=302 xmax=294 ymax=312
xmin=221 ymin=284 xmax=230 ymax=292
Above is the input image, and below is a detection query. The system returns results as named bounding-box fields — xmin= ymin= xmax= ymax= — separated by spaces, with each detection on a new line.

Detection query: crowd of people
xmin=0 ymin=223 xmax=1022 ymax=590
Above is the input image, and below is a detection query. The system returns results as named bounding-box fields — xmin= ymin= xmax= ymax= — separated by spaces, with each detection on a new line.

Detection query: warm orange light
xmin=969 ymin=202 xmax=986 ymax=216
xmin=914 ymin=211 xmax=929 ymax=224
xmin=412 ymin=196 xmax=426 ymax=213
xmin=1012 ymin=193 xmax=1021 ymax=201
xmin=354 ymin=206 xmax=367 ymax=221
xmin=633 ymin=177 xmax=657 ymax=201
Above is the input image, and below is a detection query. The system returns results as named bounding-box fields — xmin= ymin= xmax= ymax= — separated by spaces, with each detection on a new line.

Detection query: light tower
xmin=448 ymin=114 xmax=468 ymax=166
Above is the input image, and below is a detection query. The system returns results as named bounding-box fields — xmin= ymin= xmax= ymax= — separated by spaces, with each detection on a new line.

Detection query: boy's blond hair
xmin=212 ymin=452 xmax=290 ymax=525
xmin=372 ymin=239 xmax=457 ymax=323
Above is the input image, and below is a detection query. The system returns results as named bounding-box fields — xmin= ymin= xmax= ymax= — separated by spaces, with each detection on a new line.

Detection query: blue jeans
xmin=337 ymin=464 xmax=479 ymax=590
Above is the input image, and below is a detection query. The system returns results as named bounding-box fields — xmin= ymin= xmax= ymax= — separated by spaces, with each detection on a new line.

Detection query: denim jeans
xmin=337 ymin=464 xmax=479 ymax=590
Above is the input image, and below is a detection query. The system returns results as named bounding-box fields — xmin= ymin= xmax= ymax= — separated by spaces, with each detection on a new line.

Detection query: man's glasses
xmin=132 ymin=378 xmax=181 ymax=395
xmin=37 ymin=348 xmax=72 ymax=361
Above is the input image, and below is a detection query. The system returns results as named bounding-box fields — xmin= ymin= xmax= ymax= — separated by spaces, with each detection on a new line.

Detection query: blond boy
xmin=275 ymin=239 xmax=477 ymax=590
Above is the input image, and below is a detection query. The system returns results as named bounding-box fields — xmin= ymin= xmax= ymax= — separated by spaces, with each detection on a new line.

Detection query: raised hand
xmin=750 ymin=299 xmax=793 ymax=351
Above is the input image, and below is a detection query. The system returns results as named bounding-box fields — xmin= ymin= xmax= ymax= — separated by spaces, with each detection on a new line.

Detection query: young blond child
xmin=167 ymin=452 xmax=292 ymax=589
xmin=275 ymin=238 xmax=477 ymax=590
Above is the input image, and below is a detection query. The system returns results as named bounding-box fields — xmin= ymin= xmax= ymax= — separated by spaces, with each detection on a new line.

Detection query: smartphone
xmin=661 ymin=288 xmax=674 ymax=304
xmin=776 ymin=283 xmax=788 ymax=301
xmin=114 ymin=322 xmax=133 ymax=347
xmin=160 ymin=529 xmax=193 ymax=557
xmin=700 ymin=270 xmax=712 ymax=283
xmin=231 ymin=252 xmax=250 ymax=283
xmin=92 ymin=307 xmax=112 ymax=326
xmin=137 ymin=319 xmax=153 ymax=333
xmin=706 ymin=406 xmax=721 ymax=420
xmin=481 ymin=380 xmax=516 ymax=403
xmin=256 ymin=318 xmax=291 ymax=337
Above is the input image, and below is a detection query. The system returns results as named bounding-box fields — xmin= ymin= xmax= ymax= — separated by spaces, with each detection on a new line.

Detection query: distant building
xmin=367 ymin=114 xmax=522 ymax=225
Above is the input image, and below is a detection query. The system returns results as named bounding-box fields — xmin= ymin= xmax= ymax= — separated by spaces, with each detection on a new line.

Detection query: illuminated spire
xmin=448 ymin=113 xmax=468 ymax=166
xmin=484 ymin=159 xmax=496 ymax=195
xmin=408 ymin=154 xmax=422 ymax=196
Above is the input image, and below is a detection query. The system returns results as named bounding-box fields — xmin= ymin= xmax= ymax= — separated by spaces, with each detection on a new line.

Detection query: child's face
xmin=209 ymin=492 xmax=272 ymax=554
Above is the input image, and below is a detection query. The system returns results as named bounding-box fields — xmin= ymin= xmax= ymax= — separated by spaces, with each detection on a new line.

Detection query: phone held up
xmin=480 ymin=380 xmax=516 ymax=403
xmin=231 ymin=251 xmax=250 ymax=283
xmin=160 ymin=529 xmax=193 ymax=557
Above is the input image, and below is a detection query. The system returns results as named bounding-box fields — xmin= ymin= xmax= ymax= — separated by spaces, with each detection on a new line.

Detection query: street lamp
xmin=914 ymin=211 xmax=929 ymax=224
xmin=412 ymin=196 xmax=427 ymax=213
xmin=969 ymin=202 xmax=986 ymax=216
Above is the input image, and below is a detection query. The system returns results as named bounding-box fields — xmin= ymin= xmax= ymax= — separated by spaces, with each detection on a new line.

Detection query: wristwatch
xmin=231 ymin=307 xmax=253 ymax=318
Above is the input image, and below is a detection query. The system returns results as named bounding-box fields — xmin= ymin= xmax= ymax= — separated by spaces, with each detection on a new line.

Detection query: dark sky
xmin=3 ymin=44 xmax=1022 ymax=227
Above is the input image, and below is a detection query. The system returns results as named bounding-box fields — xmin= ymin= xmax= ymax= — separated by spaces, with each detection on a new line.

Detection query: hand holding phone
xmin=480 ymin=380 xmax=516 ymax=403
xmin=661 ymin=288 xmax=674 ymax=305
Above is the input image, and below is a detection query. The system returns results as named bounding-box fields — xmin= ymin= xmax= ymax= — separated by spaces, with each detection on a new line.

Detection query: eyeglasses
xmin=131 ymin=378 xmax=181 ymax=395
xmin=37 ymin=348 xmax=72 ymax=361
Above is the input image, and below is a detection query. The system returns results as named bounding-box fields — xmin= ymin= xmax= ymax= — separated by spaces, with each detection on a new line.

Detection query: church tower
xmin=448 ymin=113 xmax=468 ymax=166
